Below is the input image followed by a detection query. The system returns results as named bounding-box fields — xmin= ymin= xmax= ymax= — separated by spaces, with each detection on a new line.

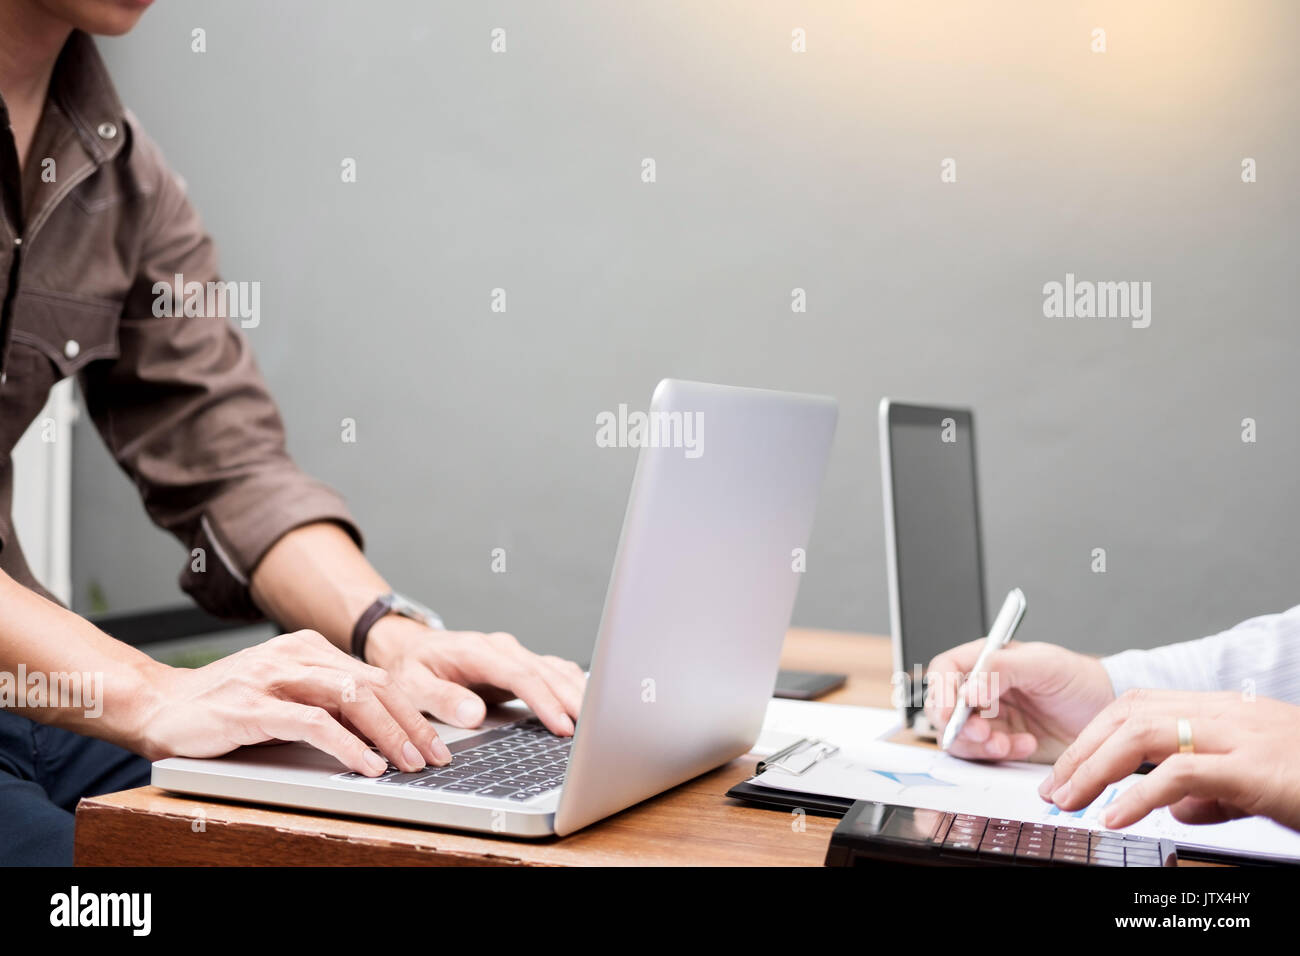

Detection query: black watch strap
xmin=351 ymin=594 xmax=396 ymax=663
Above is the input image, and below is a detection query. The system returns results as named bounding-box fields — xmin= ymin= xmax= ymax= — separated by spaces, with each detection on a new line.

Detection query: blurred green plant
xmin=86 ymin=580 xmax=110 ymax=616
xmin=156 ymin=647 xmax=229 ymax=669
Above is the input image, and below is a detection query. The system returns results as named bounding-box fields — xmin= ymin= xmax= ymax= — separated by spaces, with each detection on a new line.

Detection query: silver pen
xmin=940 ymin=588 xmax=1027 ymax=752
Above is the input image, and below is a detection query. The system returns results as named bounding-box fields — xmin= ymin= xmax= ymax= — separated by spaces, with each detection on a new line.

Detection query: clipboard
xmin=727 ymin=736 xmax=855 ymax=817
xmin=755 ymin=737 xmax=839 ymax=775
xmin=725 ymin=779 xmax=854 ymax=817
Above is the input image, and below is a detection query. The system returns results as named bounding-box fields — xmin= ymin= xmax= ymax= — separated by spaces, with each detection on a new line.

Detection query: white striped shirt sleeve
xmin=1101 ymin=603 xmax=1300 ymax=705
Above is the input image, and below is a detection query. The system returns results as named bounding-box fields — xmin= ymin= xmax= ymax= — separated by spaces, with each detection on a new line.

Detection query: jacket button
xmin=64 ymin=340 xmax=80 ymax=359
xmin=96 ymin=122 xmax=118 ymax=140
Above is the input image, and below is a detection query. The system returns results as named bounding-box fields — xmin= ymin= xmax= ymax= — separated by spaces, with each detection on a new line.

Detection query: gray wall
xmin=74 ymin=0 xmax=1300 ymax=660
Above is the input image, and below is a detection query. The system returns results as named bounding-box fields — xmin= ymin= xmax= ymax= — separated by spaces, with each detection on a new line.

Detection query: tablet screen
xmin=884 ymin=404 xmax=987 ymax=706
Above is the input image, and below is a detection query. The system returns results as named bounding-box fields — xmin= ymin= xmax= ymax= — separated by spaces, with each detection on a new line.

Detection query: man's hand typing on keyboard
xmin=364 ymin=617 xmax=587 ymax=738
xmin=246 ymin=522 xmax=587 ymax=741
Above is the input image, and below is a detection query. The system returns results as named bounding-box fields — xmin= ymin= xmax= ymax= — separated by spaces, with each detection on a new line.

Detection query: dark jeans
xmin=0 ymin=710 xmax=150 ymax=866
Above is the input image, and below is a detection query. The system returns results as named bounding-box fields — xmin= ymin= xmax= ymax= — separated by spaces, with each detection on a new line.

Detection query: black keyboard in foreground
xmin=335 ymin=718 xmax=570 ymax=803
xmin=826 ymin=801 xmax=1178 ymax=867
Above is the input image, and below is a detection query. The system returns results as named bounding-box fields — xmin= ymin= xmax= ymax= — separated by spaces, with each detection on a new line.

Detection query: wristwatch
xmin=351 ymin=591 xmax=445 ymax=663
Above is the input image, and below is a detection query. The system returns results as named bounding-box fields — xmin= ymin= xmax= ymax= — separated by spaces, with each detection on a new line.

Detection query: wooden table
xmin=76 ymin=628 xmax=893 ymax=866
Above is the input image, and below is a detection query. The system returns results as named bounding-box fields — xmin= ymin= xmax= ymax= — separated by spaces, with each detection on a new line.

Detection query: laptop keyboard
xmin=334 ymin=717 xmax=570 ymax=803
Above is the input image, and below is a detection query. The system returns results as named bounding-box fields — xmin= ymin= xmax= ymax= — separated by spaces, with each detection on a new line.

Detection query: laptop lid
xmin=554 ymin=379 xmax=837 ymax=836
xmin=879 ymin=400 xmax=988 ymax=729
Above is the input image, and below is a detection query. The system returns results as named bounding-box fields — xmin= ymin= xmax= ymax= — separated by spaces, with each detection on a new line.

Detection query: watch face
xmin=389 ymin=593 xmax=444 ymax=629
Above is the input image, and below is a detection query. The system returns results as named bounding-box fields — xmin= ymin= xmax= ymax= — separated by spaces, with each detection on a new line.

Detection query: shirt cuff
xmin=179 ymin=468 xmax=362 ymax=619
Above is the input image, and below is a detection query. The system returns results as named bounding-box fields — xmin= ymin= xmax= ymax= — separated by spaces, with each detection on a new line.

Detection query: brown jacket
xmin=0 ymin=31 xmax=359 ymax=619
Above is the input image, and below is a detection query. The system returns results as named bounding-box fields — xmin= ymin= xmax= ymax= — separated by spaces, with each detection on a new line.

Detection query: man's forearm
xmin=0 ymin=569 xmax=165 ymax=750
xmin=248 ymin=521 xmax=395 ymax=655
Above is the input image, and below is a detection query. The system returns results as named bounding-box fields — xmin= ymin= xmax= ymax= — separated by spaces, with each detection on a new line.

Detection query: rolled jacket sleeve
xmin=78 ymin=123 xmax=361 ymax=619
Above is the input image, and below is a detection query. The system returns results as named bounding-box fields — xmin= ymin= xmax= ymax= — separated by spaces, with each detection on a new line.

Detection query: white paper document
xmin=751 ymin=740 xmax=1300 ymax=862
xmin=751 ymin=699 xmax=901 ymax=757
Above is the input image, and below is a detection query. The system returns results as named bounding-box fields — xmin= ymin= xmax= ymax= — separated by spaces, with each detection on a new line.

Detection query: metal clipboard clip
xmin=756 ymin=737 xmax=839 ymax=776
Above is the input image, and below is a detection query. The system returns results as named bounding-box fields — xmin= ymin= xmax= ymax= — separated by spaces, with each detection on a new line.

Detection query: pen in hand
xmin=939 ymin=588 xmax=1027 ymax=752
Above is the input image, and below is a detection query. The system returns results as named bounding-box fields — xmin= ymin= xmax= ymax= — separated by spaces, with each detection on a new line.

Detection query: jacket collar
xmin=47 ymin=30 xmax=127 ymax=165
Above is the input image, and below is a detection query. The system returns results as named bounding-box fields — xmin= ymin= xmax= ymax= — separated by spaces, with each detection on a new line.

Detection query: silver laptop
xmin=153 ymin=379 xmax=838 ymax=837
